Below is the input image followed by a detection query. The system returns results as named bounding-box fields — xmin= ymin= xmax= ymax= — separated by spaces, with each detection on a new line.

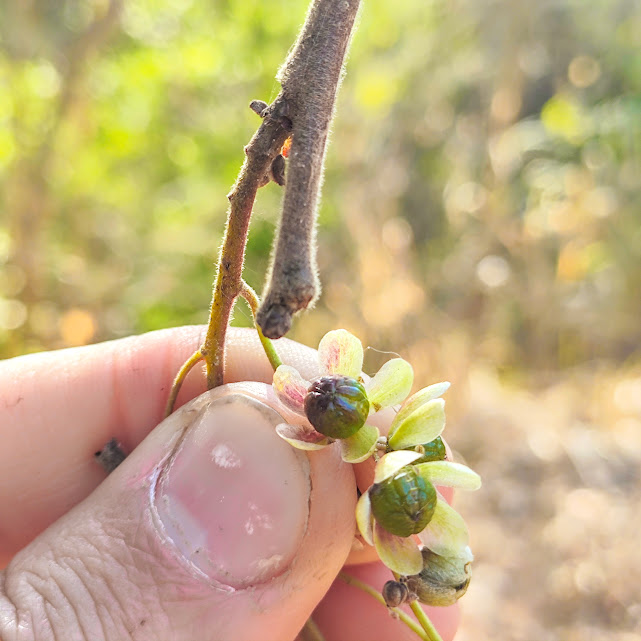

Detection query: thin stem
xmin=409 ymin=602 xmax=444 ymax=641
xmin=298 ymin=617 xmax=326 ymax=641
xmin=338 ymin=572 xmax=429 ymax=640
xmin=164 ymin=350 xmax=204 ymax=417
xmin=200 ymin=107 xmax=289 ymax=388
xmin=180 ymin=0 xmax=360 ymax=395
xmin=240 ymin=281 xmax=283 ymax=371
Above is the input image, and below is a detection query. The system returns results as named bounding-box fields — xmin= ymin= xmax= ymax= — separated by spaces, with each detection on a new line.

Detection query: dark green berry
xmin=304 ymin=375 xmax=370 ymax=439
xmin=369 ymin=465 xmax=437 ymax=537
xmin=408 ymin=436 xmax=447 ymax=464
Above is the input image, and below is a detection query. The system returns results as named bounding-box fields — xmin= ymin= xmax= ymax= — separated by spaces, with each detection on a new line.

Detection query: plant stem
xmin=409 ymin=601 xmax=445 ymax=641
xmin=164 ymin=350 xmax=204 ymax=417
xmin=200 ymin=110 xmax=290 ymax=389
xmin=338 ymin=572 xmax=429 ymax=640
xmin=167 ymin=0 xmax=361 ymax=406
xmin=240 ymin=281 xmax=283 ymax=371
xmin=298 ymin=617 xmax=326 ymax=641
xmin=257 ymin=0 xmax=361 ymax=339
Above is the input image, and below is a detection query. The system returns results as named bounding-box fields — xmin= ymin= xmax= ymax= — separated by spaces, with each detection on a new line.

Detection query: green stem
xmin=409 ymin=601 xmax=444 ymax=641
xmin=338 ymin=572 xmax=429 ymax=640
xmin=164 ymin=349 xmax=204 ymax=417
xmin=298 ymin=617 xmax=326 ymax=641
xmin=239 ymin=281 xmax=283 ymax=371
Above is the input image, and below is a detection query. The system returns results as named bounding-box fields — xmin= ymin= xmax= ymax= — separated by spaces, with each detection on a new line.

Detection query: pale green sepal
xmin=355 ymin=492 xmax=374 ymax=545
xmin=365 ymin=358 xmax=414 ymax=411
xmin=374 ymin=522 xmax=423 ymax=575
xmin=273 ymin=365 xmax=309 ymax=415
xmin=340 ymin=424 xmax=379 ymax=463
xmin=418 ymin=497 xmax=469 ymax=558
xmin=415 ymin=461 xmax=482 ymax=491
xmin=318 ymin=329 xmax=364 ymax=378
xmin=373 ymin=450 xmax=422 ymax=484
xmin=388 ymin=398 xmax=446 ymax=448
xmin=275 ymin=423 xmax=332 ymax=451
xmin=458 ymin=545 xmax=474 ymax=563
xmin=392 ymin=382 xmax=450 ymax=431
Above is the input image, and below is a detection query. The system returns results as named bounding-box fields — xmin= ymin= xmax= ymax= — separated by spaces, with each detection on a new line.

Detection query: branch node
xmin=263 ymin=99 xmax=293 ymax=131
xmin=249 ymin=99 xmax=269 ymax=117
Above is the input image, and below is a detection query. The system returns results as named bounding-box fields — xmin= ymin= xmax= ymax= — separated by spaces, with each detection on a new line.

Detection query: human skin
xmin=0 ymin=326 xmax=459 ymax=641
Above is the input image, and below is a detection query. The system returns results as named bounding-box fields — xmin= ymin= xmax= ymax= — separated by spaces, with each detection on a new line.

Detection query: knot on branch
xmin=249 ymin=98 xmax=293 ymax=131
xmin=249 ymin=100 xmax=269 ymax=117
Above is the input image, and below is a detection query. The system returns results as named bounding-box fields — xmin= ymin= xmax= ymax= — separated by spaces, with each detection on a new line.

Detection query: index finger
xmin=0 ymin=326 xmax=318 ymax=564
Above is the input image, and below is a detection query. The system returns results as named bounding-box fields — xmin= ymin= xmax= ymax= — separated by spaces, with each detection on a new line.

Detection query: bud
xmin=369 ymin=465 xmax=437 ymax=537
xmin=405 ymin=547 xmax=472 ymax=606
xmin=382 ymin=580 xmax=410 ymax=608
xmin=304 ymin=375 xmax=370 ymax=439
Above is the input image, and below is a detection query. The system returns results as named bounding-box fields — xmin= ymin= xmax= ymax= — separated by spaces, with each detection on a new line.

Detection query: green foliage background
xmin=2 ymin=0 xmax=640 ymax=380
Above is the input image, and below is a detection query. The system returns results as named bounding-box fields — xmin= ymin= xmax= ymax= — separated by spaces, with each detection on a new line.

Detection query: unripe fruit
xmin=304 ymin=375 xmax=369 ymax=439
xmin=369 ymin=465 xmax=437 ymax=537
xmin=407 ymin=436 xmax=447 ymax=464
xmin=406 ymin=547 xmax=472 ymax=606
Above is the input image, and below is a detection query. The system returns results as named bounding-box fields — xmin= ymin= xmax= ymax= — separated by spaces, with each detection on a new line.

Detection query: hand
xmin=0 ymin=327 xmax=459 ymax=641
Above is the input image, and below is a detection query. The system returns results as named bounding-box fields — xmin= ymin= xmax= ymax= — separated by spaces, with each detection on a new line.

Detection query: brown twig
xmin=198 ymin=0 xmax=361 ymax=389
xmin=257 ymin=0 xmax=361 ymax=339
xmin=200 ymin=101 xmax=291 ymax=388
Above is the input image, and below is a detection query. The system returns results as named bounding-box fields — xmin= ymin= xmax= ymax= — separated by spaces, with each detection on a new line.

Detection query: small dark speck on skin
xmin=140 ymin=619 xmax=146 ymax=626
xmin=4 ymin=396 xmax=23 ymax=409
xmin=95 ymin=438 xmax=127 ymax=473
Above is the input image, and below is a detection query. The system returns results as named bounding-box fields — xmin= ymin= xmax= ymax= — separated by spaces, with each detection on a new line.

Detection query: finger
xmin=0 ymin=326 xmax=318 ymax=564
xmin=313 ymin=562 xmax=460 ymax=641
xmin=0 ymin=384 xmax=355 ymax=641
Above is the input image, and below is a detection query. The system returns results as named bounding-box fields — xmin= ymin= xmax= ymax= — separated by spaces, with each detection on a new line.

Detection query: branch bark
xmin=257 ymin=0 xmax=361 ymax=338
xmin=200 ymin=0 xmax=360 ymax=388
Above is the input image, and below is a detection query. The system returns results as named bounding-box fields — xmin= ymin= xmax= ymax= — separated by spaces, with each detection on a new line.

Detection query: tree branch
xmin=257 ymin=0 xmax=361 ymax=338
xmin=200 ymin=103 xmax=291 ymax=388
xmin=198 ymin=0 xmax=361 ymax=389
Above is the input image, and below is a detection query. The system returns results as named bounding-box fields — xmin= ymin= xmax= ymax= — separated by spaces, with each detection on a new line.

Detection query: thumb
xmin=0 ymin=383 xmax=356 ymax=641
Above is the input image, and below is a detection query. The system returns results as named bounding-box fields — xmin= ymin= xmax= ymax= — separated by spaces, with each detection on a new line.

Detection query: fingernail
xmin=153 ymin=394 xmax=310 ymax=588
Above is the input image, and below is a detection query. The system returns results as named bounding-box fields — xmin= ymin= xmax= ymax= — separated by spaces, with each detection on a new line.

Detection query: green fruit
xmin=407 ymin=436 xmax=447 ymax=463
xmin=405 ymin=547 xmax=472 ymax=606
xmin=304 ymin=375 xmax=370 ymax=439
xmin=369 ymin=465 xmax=437 ymax=537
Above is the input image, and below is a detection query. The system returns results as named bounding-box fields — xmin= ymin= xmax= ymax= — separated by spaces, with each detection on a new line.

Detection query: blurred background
xmin=1 ymin=0 xmax=640 ymax=639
